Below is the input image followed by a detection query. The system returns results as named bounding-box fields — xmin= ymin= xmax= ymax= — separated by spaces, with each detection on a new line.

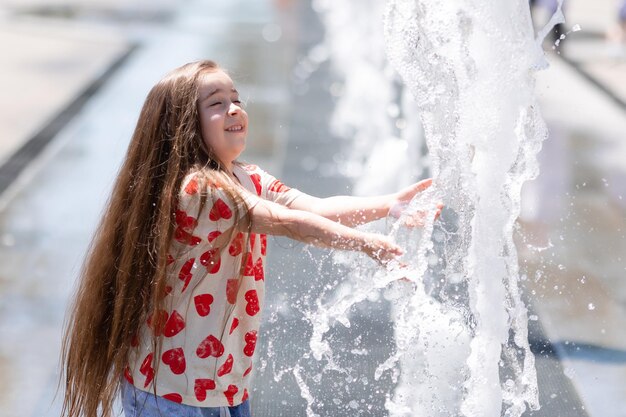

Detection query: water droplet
xmin=395 ymin=118 xmax=407 ymax=130
xmin=587 ymin=303 xmax=595 ymax=310
xmin=387 ymin=103 xmax=400 ymax=118
xmin=572 ymin=24 xmax=582 ymax=32
xmin=262 ymin=23 xmax=282 ymax=42
xmin=529 ymin=314 xmax=538 ymax=321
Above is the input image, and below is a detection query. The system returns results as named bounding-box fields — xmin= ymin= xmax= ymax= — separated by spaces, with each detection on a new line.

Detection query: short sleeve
xmin=242 ymin=164 xmax=303 ymax=207
xmin=175 ymin=173 xmax=259 ymax=250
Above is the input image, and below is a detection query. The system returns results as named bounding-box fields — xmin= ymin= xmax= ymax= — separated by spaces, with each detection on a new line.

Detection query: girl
xmin=60 ymin=60 xmax=437 ymax=417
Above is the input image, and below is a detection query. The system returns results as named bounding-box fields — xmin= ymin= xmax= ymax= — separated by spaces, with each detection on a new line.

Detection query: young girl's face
xmin=197 ymin=70 xmax=248 ymax=166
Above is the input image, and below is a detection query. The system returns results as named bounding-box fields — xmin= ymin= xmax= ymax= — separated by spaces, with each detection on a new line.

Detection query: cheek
xmin=200 ymin=115 xmax=223 ymax=144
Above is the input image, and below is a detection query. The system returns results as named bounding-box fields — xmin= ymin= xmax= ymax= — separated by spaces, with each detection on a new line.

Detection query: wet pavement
xmin=0 ymin=15 xmax=130 ymax=166
xmin=520 ymin=52 xmax=626 ymax=417
xmin=0 ymin=0 xmax=625 ymax=416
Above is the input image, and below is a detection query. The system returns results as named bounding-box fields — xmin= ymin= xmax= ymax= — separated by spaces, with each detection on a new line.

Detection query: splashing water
xmin=380 ymin=1 xmax=565 ymax=415
xmin=292 ymin=0 xmax=565 ymax=416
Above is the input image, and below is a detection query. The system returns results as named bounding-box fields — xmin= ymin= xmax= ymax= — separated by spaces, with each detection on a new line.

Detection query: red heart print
xmin=250 ymin=173 xmax=262 ymax=196
xmin=162 ymin=347 xmax=186 ymax=375
xmin=243 ymin=364 xmax=252 ymax=377
xmin=217 ymin=353 xmax=234 ymax=377
xmin=124 ymin=366 xmax=134 ymax=384
xmin=209 ymin=199 xmax=232 ymax=221
xmin=174 ymin=227 xmax=201 ymax=246
xmin=224 ymin=385 xmax=239 ymax=406
xmin=167 ymin=254 xmax=175 ymax=265
xmin=185 ymin=177 xmax=199 ymax=195
xmin=229 ymin=317 xmax=239 ymax=334
xmin=268 ymin=179 xmax=290 ymax=193
xmin=194 ymin=294 xmax=214 ymax=317
xmin=196 ymin=334 xmax=224 ymax=358
xmin=245 ymin=290 xmax=260 ymax=316
xmin=175 ymin=209 xmax=197 ymax=230
xmin=226 ymin=279 xmax=239 ymax=304
xmin=147 ymin=310 xmax=168 ymax=336
xmin=229 ymin=232 xmax=244 ymax=256
xmin=254 ymin=257 xmax=264 ymax=281
xmin=140 ymin=353 xmax=154 ymax=388
xmin=243 ymin=331 xmax=257 ymax=357
xmin=200 ymin=249 xmax=221 ymax=274
xmin=194 ymin=378 xmax=216 ymax=402
xmin=174 ymin=210 xmax=200 ymax=246
xmin=207 ymin=230 xmax=221 ymax=243
xmin=163 ymin=310 xmax=185 ymax=337
xmin=243 ymin=253 xmax=254 ymax=276
xmin=130 ymin=334 xmax=139 ymax=347
xmin=163 ymin=393 xmax=183 ymax=403
xmin=179 ymin=258 xmax=195 ymax=292
xmin=242 ymin=389 xmax=249 ymax=402
xmin=260 ymin=234 xmax=267 ymax=256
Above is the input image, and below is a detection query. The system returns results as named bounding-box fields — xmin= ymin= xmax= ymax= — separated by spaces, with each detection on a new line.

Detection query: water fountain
xmin=299 ymin=0 xmax=565 ymax=416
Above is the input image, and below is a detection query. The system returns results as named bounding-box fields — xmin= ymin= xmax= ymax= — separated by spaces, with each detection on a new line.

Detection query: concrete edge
xmin=0 ymin=43 xmax=138 ymax=214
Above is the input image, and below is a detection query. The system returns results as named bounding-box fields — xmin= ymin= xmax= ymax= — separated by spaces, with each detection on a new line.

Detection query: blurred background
xmin=0 ymin=0 xmax=624 ymax=416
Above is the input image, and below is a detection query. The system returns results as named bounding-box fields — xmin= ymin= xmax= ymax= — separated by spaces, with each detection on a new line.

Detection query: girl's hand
xmin=362 ymin=235 xmax=404 ymax=266
xmin=388 ymin=179 xmax=443 ymax=226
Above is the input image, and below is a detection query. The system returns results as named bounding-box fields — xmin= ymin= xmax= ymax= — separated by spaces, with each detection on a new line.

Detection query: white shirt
xmin=126 ymin=163 xmax=302 ymax=407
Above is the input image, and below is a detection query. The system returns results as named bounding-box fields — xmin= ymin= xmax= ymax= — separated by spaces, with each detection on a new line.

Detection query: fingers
xmin=365 ymin=236 xmax=404 ymax=265
xmin=413 ymin=178 xmax=433 ymax=192
xmin=384 ymin=261 xmax=413 ymax=283
xmin=378 ymin=241 xmax=404 ymax=261
xmin=401 ymin=202 xmax=444 ymax=227
xmin=434 ymin=203 xmax=444 ymax=220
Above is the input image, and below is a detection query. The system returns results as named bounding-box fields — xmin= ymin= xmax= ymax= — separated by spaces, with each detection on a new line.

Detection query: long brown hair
xmin=60 ymin=60 xmax=252 ymax=417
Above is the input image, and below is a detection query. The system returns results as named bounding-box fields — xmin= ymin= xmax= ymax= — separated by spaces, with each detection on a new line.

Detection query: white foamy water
xmin=294 ymin=1 xmax=564 ymax=416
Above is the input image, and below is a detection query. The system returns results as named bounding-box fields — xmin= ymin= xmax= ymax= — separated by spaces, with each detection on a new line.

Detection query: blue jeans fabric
xmin=121 ymin=380 xmax=252 ymax=417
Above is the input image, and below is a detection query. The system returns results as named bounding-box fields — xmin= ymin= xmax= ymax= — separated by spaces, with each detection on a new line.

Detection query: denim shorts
xmin=121 ymin=379 xmax=252 ymax=417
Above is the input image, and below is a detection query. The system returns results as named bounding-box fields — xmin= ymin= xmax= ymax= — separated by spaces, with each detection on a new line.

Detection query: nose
xmin=228 ymin=102 xmax=241 ymax=116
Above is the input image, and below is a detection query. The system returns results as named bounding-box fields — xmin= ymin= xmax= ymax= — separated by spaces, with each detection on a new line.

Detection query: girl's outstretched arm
xmin=248 ymin=198 xmax=403 ymax=265
xmin=287 ymin=179 xmax=435 ymax=227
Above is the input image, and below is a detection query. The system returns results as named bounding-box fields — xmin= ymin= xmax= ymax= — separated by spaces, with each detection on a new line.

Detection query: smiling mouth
xmin=225 ymin=125 xmax=244 ymax=132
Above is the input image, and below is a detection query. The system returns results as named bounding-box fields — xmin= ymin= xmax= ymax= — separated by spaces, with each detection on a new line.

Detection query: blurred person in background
xmin=607 ymin=0 xmax=626 ymax=46
xmin=530 ymin=0 xmax=566 ymax=41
